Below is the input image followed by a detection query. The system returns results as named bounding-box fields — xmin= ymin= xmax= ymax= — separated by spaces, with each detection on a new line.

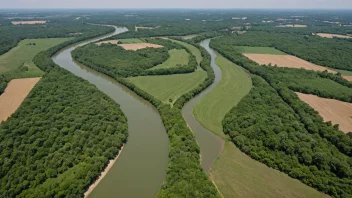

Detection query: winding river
xmin=52 ymin=27 xmax=169 ymax=198
xmin=182 ymin=39 xmax=225 ymax=173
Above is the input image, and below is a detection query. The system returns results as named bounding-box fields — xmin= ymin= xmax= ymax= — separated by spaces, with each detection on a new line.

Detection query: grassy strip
xmin=193 ymin=54 xmax=252 ymax=138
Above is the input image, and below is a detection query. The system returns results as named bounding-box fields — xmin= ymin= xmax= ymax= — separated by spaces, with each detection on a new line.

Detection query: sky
xmin=1 ymin=0 xmax=352 ymax=9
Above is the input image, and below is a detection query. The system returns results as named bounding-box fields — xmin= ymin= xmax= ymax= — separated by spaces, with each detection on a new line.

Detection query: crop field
xmin=150 ymin=49 xmax=189 ymax=70
xmin=96 ymin=40 xmax=120 ymax=45
xmin=168 ymin=38 xmax=202 ymax=65
xmin=126 ymin=69 xmax=206 ymax=104
xmin=119 ymin=43 xmax=163 ymax=50
xmin=0 ymin=78 xmax=40 ymax=122
xmin=276 ymin=24 xmax=307 ymax=28
xmin=182 ymin=34 xmax=199 ymax=40
xmin=296 ymin=92 xmax=352 ymax=133
xmin=119 ymin=38 xmax=144 ymax=43
xmin=235 ymin=46 xmax=286 ymax=55
xmin=11 ymin=21 xmax=46 ymax=25
xmin=212 ymin=142 xmax=328 ymax=198
xmin=0 ymin=38 xmax=71 ymax=79
xmin=316 ymin=33 xmax=352 ymax=39
xmin=244 ymin=54 xmax=336 ymax=73
xmin=193 ymin=54 xmax=252 ymax=138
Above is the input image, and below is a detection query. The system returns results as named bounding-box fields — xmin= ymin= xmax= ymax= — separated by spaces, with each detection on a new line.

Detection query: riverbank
xmin=84 ymin=146 xmax=124 ymax=198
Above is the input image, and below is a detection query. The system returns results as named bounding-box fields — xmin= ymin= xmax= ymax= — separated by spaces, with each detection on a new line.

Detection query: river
xmin=52 ymin=27 xmax=169 ymax=198
xmin=182 ymin=39 xmax=225 ymax=173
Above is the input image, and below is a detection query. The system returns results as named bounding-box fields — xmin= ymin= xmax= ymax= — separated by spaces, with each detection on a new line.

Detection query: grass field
xmin=193 ymin=54 xmax=252 ymax=138
xmin=118 ymin=38 xmax=144 ymax=43
xmin=333 ymin=69 xmax=352 ymax=76
xmin=235 ymin=46 xmax=286 ymax=55
xmin=126 ymin=69 xmax=207 ymax=104
xmin=168 ymin=39 xmax=202 ymax=65
xmin=182 ymin=34 xmax=199 ymax=40
xmin=212 ymin=142 xmax=328 ymax=198
xmin=0 ymin=38 xmax=71 ymax=79
xmin=150 ymin=49 xmax=189 ymax=70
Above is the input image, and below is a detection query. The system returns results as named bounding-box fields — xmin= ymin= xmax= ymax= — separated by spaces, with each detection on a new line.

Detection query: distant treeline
xmin=72 ymin=38 xmax=197 ymax=78
xmin=222 ymin=31 xmax=352 ymax=71
xmin=211 ymin=36 xmax=352 ymax=197
xmin=0 ymin=20 xmax=114 ymax=56
xmin=73 ymin=38 xmax=220 ymax=197
xmin=0 ymin=27 xmax=129 ymax=197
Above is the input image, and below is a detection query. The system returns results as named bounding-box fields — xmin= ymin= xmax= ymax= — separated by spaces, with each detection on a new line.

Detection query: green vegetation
xmin=0 ymin=38 xmax=71 ymax=79
xmin=150 ymin=49 xmax=190 ymax=70
xmin=234 ymin=46 xmax=286 ymax=55
xmin=334 ymin=69 xmax=352 ymax=76
xmin=211 ymin=36 xmax=352 ymax=197
xmin=220 ymin=31 xmax=352 ymax=71
xmin=168 ymin=38 xmax=202 ymax=65
xmin=127 ymin=70 xmax=206 ymax=103
xmin=193 ymin=54 xmax=252 ymax=138
xmin=72 ymin=38 xmax=198 ymax=77
xmin=118 ymin=38 xmax=144 ymax=43
xmin=212 ymin=142 xmax=327 ymax=198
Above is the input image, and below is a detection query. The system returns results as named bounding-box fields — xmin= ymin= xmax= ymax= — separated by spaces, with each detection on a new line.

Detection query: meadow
xmin=193 ymin=54 xmax=252 ymax=138
xmin=0 ymin=38 xmax=71 ymax=80
xmin=127 ymin=69 xmax=207 ymax=104
xmin=168 ymin=38 xmax=202 ymax=65
xmin=149 ymin=49 xmax=189 ymax=70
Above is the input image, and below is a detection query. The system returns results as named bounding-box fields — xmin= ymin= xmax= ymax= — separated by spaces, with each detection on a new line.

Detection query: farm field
xmin=11 ymin=21 xmax=46 ymax=25
xmin=276 ymin=24 xmax=307 ymax=27
xmin=0 ymin=38 xmax=71 ymax=79
xmin=212 ymin=142 xmax=328 ymax=198
xmin=243 ymin=54 xmax=336 ymax=73
xmin=168 ymin=38 xmax=202 ymax=65
xmin=0 ymin=77 xmax=40 ymax=122
xmin=316 ymin=33 xmax=352 ymax=39
xmin=182 ymin=34 xmax=199 ymax=40
xmin=126 ymin=69 xmax=207 ymax=104
xmin=150 ymin=49 xmax=189 ymax=70
xmin=296 ymin=92 xmax=352 ymax=133
xmin=96 ymin=40 xmax=120 ymax=45
xmin=193 ymin=54 xmax=252 ymax=138
xmin=235 ymin=46 xmax=286 ymax=55
xmin=119 ymin=38 xmax=144 ymax=43
xmin=119 ymin=43 xmax=163 ymax=50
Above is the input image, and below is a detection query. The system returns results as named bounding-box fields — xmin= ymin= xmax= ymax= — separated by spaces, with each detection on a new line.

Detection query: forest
xmin=0 ymin=24 xmax=128 ymax=197
xmin=220 ymin=32 xmax=352 ymax=71
xmin=72 ymin=38 xmax=197 ymax=78
xmin=211 ymin=37 xmax=352 ymax=197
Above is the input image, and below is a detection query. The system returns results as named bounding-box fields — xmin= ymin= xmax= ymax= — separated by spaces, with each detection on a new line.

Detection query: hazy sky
xmin=2 ymin=0 xmax=352 ymax=9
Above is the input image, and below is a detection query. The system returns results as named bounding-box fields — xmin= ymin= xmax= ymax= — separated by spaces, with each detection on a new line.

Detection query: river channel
xmin=52 ymin=27 xmax=169 ymax=198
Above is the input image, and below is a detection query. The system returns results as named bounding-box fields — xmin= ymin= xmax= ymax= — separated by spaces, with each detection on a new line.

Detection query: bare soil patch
xmin=95 ymin=40 xmax=120 ymax=45
xmin=244 ymin=54 xmax=336 ymax=73
xmin=118 ymin=43 xmax=163 ymax=51
xmin=296 ymin=92 xmax=352 ymax=133
xmin=316 ymin=33 xmax=351 ymax=39
xmin=277 ymin=24 xmax=307 ymax=28
xmin=0 ymin=78 xmax=40 ymax=123
xmin=12 ymin=21 xmax=46 ymax=25
xmin=342 ymin=75 xmax=352 ymax=82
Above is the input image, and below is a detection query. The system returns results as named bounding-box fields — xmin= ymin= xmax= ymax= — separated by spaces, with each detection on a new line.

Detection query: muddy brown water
xmin=52 ymin=27 xmax=169 ymax=198
xmin=182 ymin=39 xmax=225 ymax=173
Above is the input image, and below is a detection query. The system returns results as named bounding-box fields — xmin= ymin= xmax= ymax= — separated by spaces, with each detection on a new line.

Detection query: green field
xmin=126 ymin=69 xmax=207 ymax=104
xmin=182 ymin=34 xmax=199 ymax=40
xmin=235 ymin=46 xmax=286 ymax=55
xmin=333 ymin=68 xmax=352 ymax=76
xmin=119 ymin=38 xmax=144 ymax=43
xmin=0 ymin=38 xmax=71 ymax=79
xmin=193 ymin=54 xmax=252 ymax=138
xmin=150 ymin=49 xmax=189 ymax=70
xmin=212 ymin=142 xmax=328 ymax=198
xmin=168 ymin=38 xmax=202 ymax=65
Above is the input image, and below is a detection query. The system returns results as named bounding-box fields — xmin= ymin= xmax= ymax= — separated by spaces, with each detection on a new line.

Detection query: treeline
xmin=170 ymin=31 xmax=224 ymax=46
xmin=221 ymin=31 xmax=352 ymax=71
xmin=72 ymin=38 xmax=197 ymax=78
xmin=0 ymin=75 xmax=7 ymax=95
xmin=0 ymin=21 xmax=114 ymax=56
xmin=211 ymin=38 xmax=352 ymax=156
xmin=0 ymin=27 xmax=129 ymax=197
xmin=222 ymin=75 xmax=352 ymax=197
xmin=72 ymin=38 xmax=220 ymax=197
